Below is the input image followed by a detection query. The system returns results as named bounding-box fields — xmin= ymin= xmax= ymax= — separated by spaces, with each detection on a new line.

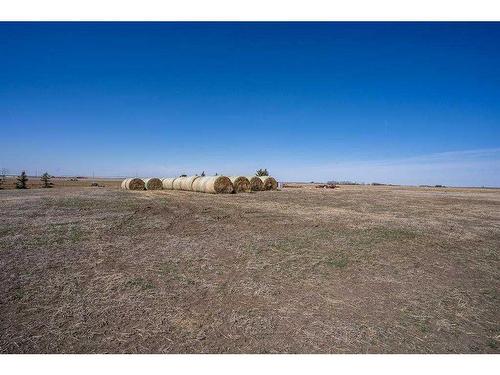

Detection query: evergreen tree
xmin=40 ymin=172 xmax=53 ymax=188
xmin=0 ymin=168 xmax=7 ymax=190
xmin=0 ymin=168 xmax=5 ymax=189
xmin=201 ymin=171 xmax=206 ymax=177
xmin=16 ymin=171 xmax=28 ymax=189
xmin=256 ymin=168 xmax=269 ymax=176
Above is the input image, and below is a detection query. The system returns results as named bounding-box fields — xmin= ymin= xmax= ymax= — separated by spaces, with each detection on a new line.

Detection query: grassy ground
xmin=0 ymin=185 xmax=499 ymax=353
xmin=0 ymin=176 xmax=122 ymax=190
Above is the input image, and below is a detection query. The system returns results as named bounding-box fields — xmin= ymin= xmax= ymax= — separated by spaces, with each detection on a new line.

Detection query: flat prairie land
xmin=0 ymin=185 xmax=499 ymax=353
xmin=0 ymin=176 xmax=122 ymax=189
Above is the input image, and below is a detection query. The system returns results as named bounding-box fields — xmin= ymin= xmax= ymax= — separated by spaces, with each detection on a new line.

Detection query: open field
xmin=0 ymin=185 xmax=499 ymax=353
xmin=0 ymin=176 xmax=123 ymax=190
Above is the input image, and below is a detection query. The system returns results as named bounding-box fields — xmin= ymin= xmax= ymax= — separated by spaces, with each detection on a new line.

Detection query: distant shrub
xmin=40 ymin=172 xmax=53 ymax=188
xmin=16 ymin=171 xmax=28 ymax=189
xmin=1 ymin=168 xmax=8 ymax=187
xmin=256 ymin=168 xmax=269 ymax=176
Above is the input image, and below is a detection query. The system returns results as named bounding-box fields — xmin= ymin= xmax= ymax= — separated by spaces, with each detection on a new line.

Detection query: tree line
xmin=0 ymin=171 xmax=53 ymax=189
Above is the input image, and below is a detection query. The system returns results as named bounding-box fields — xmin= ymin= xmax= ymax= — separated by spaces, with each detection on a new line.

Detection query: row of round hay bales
xmin=163 ymin=176 xmax=233 ymax=194
xmin=121 ymin=177 xmax=162 ymax=190
xmin=243 ymin=176 xmax=277 ymax=191
xmin=122 ymin=175 xmax=278 ymax=193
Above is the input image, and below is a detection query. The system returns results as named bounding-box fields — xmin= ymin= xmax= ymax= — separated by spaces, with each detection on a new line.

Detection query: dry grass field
xmin=0 ymin=183 xmax=499 ymax=353
xmin=0 ymin=176 xmax=123 ymax=190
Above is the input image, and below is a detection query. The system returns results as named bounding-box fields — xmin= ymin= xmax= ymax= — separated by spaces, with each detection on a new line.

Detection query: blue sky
xmin=1 ymin=22 xmax=499 ymax=186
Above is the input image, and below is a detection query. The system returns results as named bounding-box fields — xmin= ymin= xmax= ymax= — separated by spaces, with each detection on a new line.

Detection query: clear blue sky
xmin=1 ymin=22 xmax=499 ymax=186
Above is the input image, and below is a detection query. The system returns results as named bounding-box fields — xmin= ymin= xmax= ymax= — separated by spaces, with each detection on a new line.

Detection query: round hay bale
xmin=229 ymin=176 xmax=251 ymax=193
xmin=174 ymin=176 xmax=200 ymax=191
xmin=161 ymin=177 xmax=177 ymax=190
xmin=121 ymin=178 xmax=145 ymax=191
xmin=143 ymin=178 xmax=162 ymax=190
xmin=259 ymin=176 xmax=278 ymax=190
xmin=247 ymin=176 xmax=264 ymax=191
xmin=192 ymin=176 xmax=233 ymax=194
xmin=191 ymin=177 xmax=204 ymax=192
xmin=183 ymin=176 xmax=199 ymax=191
xmin=172 ymin=177 xmax=184 ymax=190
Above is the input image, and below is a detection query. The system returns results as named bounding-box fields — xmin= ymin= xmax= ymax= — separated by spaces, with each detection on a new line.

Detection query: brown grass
xmin=1 ymin=184 xmax=499 ymax=353
xmin=1 ymin=177 xmax=123 ymax=190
